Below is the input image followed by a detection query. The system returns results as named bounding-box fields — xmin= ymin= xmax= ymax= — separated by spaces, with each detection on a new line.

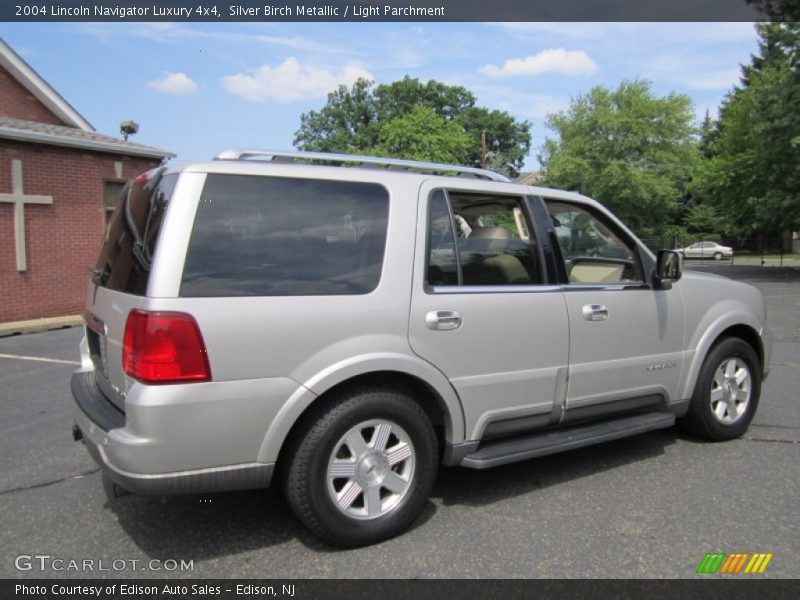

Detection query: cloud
xmin=221 ymin=58 xmax=373 ymax=102
xmin=480 ymin=49 xmax=598 ymax=78
xmin=677 ymin=67 xmax=743 ymax=91
xmin=469 ymin=83 xmax=571 ymax=119
xmin=635 ymin=51 xmax=745 ymax=91
xmin=136 ymin=23 xmax=353 ymax=54
xmin=146 ymin=72 xmax=199 ymax=95
xmin=71 ymin=22 xmax=354 ymax=56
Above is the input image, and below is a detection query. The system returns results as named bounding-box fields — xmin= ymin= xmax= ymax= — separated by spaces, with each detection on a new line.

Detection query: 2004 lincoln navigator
xmin=71 ymin=150 xmax=771 ymax=546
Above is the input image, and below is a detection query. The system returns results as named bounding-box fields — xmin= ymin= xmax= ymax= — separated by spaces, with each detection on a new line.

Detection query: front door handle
xmin=582 ymin=304 xmax=608 ymax=321
xmin=425 ymin=310 xmax=462 ymax=331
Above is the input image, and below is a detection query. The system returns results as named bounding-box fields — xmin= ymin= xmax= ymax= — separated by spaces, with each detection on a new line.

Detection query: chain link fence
xmin=639 ymin=236 xmax=800 ymax=267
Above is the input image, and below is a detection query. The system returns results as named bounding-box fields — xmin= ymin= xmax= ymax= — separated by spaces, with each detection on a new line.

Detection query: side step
xmin=460 ymin=411 xmax=676 ymax=469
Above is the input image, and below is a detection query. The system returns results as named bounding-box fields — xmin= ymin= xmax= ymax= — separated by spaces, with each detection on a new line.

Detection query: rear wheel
xmin=283 ymin=388 xmax=437 ymax=547
xmin=679 ymin=337 xmax=760 ymax=440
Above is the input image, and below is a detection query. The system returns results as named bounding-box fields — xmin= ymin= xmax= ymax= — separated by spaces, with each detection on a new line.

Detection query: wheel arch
xmin=681 ymin=318 xmax=764 ymax=401
xmin=257 ymin=355 xmax=465 ymax=465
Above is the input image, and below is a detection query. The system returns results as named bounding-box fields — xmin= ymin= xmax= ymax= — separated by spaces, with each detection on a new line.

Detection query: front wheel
xmin=678 ymin=337 xmax=761 ymax=440
xmin=283 ymin=388 xmax=437 ymax=547
xmin=713 ymin=252 xmax=723 ymax=260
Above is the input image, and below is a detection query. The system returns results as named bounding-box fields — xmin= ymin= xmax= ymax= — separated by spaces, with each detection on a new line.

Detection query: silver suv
xmin=71 ymin=150 xmax=771 ymax=546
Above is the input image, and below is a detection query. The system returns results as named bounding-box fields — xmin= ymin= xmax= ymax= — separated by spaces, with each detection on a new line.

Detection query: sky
xmin=0 ymin=21 xmax=761 ymax=170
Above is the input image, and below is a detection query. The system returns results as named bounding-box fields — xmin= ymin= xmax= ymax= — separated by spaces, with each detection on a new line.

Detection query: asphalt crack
xmin=0 ymin=467 xmax=100 ymax=496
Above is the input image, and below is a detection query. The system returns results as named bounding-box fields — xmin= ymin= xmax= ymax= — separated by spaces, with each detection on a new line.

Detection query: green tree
xmin=294 ymin=76 xmax=531 ymax=176
xmin=373 ymin=76 xmax=476 ymax=123
xmin=293 ymin=78 xmax=378 ymax=154
xmin=698 ymin=109 xmax=716 ymax=159
xmin=696 ymin=22 xmax=800 ymax=235
xmin=684 ymin=203 xmax=728 ymax=234
xmin=539 ymin=80 xmax=699 ymax=234
xmin=746 ymin=0 xmax=800 ymax=22
xmin=374 ymin=106 xmax=472 ymax=164
xmin=458 ymin=106 xmax=532 ymax=177
xmin=697 ymin=22 xmax=800 ymax=235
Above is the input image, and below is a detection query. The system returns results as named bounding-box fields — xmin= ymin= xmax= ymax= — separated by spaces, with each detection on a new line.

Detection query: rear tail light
xmin=122 ymin=310 xmax=211 ymax=384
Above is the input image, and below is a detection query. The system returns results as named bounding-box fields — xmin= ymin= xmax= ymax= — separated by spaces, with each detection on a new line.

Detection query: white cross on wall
xmin=0 ymin=159 xmax=53 ymax=272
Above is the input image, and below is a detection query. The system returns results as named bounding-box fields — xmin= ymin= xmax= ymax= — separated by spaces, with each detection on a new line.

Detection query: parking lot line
xmin=0 ymin=352 xmax=78 ymax=366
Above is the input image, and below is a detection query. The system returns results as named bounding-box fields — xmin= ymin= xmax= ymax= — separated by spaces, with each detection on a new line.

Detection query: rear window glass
xmin=93 ymin=169 xmax=177 ymax=294
xmin=180 ymin=175 xmax=389 ymax=297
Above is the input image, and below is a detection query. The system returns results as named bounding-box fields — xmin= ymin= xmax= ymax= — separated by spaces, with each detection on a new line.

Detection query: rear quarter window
xmin=180 ymin=175 xmax=389 ymax=297
xmin=93 ymin=169 xmax=176 ymax=294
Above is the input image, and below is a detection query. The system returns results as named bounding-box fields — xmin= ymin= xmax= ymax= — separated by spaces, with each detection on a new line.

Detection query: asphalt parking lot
xmin=1 ymin=265 xmax=798 ymax=579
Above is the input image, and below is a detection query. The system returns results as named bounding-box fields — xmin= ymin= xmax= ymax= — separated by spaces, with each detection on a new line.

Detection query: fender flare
xmin=257 ymin=352 xmax=465 ymax=463
xmin=680 ymin=311 xmax=764 ymax=401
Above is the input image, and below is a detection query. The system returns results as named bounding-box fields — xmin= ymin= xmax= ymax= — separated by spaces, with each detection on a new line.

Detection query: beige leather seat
xmin=483 ymin=254 xmax=532 ymax=284
xmin=466 ymin=227 xmax=532 ymax=284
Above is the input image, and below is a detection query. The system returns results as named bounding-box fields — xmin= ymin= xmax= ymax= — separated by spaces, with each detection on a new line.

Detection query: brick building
xmin=0 ymin=39 xmax=173 ymax=324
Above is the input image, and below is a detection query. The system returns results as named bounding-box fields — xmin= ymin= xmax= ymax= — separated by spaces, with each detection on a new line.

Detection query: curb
xmin=0 ymin=315 xmax=83 ymax=337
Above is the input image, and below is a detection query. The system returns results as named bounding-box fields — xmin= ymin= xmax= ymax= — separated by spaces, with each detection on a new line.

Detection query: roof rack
xmin=213 ymin=149 xmax=510 ymax=183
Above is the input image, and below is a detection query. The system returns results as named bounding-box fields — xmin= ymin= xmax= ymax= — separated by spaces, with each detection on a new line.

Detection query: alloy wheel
xmin=326 ymin=419 xmax=415 ymax=520
xmin=709 ymin=357 xmax=751 ymax=425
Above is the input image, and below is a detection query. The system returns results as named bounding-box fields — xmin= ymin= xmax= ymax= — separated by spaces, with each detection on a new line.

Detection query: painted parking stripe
xmin=0 ymin=353 xmax=79 ymax=366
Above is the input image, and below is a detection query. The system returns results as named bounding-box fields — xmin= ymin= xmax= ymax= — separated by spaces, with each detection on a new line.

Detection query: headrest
xmin=469 ymin=227 xmax=510 ymax=240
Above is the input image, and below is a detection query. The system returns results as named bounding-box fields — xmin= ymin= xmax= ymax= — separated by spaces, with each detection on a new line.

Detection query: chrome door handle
xmin=425 ymin=310 xmax=462 ymax=331
xmin=582 ymin=304 xmax=608 ymax=321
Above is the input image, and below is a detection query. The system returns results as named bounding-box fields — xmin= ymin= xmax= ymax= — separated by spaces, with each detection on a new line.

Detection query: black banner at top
xmin=1 ymin=0 xmax=768 ymax=23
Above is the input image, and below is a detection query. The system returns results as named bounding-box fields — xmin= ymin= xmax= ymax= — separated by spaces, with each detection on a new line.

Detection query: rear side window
xmin=426 ymin=190 xmax=543 ymax=288
xmin=93 ymin=169 xmax=177 ymax=294
xmin=181 ymin=175 xmax=389 ymax=297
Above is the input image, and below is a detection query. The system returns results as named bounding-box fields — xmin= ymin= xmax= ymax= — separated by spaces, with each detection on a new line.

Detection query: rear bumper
xmin=78 ymin=429 xmax=274 ymax=495
xmin=71 ymin=370 xmax=279 ymax=495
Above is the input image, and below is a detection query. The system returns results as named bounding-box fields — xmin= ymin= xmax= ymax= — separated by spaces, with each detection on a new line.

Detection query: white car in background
xmin=677 ymin=241 xmax=733 ymax=260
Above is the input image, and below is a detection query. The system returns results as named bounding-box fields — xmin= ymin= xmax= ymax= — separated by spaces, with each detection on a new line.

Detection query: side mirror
xmin=654 ymin=249 xmax=682 ymax=289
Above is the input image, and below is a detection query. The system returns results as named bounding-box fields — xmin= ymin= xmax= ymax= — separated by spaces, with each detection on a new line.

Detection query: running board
xmin=460 ymin=411 xmax=676 ymax=469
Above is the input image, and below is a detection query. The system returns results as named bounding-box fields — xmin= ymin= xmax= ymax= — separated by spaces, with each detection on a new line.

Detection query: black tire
xmin=713 ymin=252 xmax=723 ymax=261
xmin=678 ymin=337 xmax=761 ymax=441
xmin=283 ymin=387 xmax=437 ymax=547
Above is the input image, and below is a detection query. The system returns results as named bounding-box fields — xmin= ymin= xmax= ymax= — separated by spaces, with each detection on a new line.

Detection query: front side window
xmin=426 ymin=190 xmax=543 ymax=288
xmin=546 ymin=201 xmax=643 ymax=284
xmin=181 ymin=175 xmax=389 ymax=297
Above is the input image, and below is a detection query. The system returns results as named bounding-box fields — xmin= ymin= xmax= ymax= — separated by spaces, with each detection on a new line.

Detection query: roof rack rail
xmin=213 ymin=149 xmax=510 ymax=183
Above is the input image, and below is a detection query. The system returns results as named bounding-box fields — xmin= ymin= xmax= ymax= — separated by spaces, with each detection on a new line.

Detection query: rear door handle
xmin=425 ymin=310 xmax=462 ymax=331
xmin=582 ymin=304 xmax=608 ymax=321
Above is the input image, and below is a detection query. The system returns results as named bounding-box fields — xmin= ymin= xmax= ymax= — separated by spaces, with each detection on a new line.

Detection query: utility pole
xmin=481 ymin=130 xmax=487 ymax=169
